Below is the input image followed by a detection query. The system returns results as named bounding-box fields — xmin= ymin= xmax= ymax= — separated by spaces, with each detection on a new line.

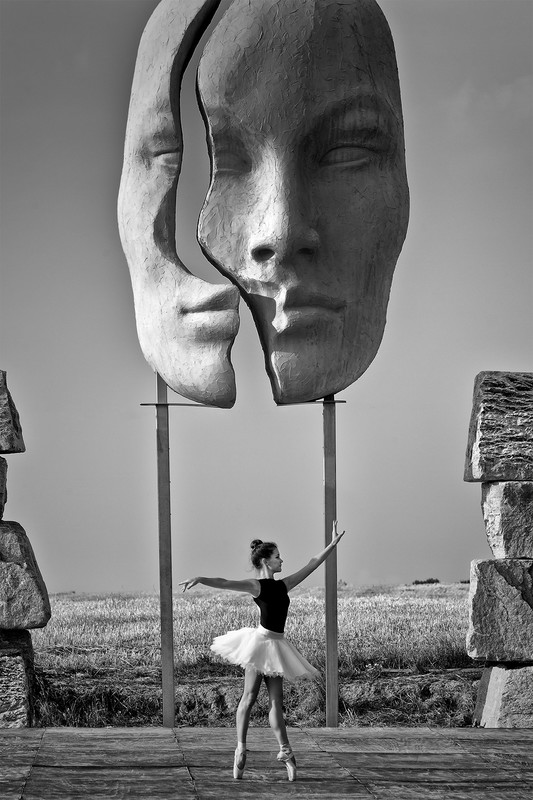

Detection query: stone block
xmin=0 ymin=630 xmax=34 ymax=728
xmin=0 ymin=521 xmax=51 ymax=629
xmin=467 ymin=559 xmax=533 ymax=661
xmin=464 ymin=371 xmax=533 ymax=481
xmin=473 ymin=664 xmax=533 ymax=727
xmin=0 ymin=457 xmax=6 ymax=518
xmin=482 ymin=481 xmax=533 ymax=557
xmin=0 ymin=372 xmax=25 ymax=454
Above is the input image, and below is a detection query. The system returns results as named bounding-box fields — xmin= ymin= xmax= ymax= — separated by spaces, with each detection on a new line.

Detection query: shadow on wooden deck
xmin=1 ymin=726 xmax=532 ymax=799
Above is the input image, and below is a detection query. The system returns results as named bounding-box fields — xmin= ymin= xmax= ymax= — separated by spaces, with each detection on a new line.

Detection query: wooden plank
xmin=323 ymin=396 xmax=338 ymax=728
xmin=0 ymin=767 xmax=32 ymax=779
xmin=332 ymin=752 xmax=500 ymax=769
xmin=1 ymin=782 xmax=29 ymax=800
xmin=38 ymin=727 xmax=173 ymax=740
xmin=189 ymin=752 xmax=354 ymax=781
xmin=369 ymin=785 xmax=533 ymax=800
xmin=449 ymin=740 xmax=533 ymax=751
xmin=341 ymin=766 xmax=527 ymax=783
xmin=156 ymin=373 xmax=175 ymax=728
xmin=0 ymin=741 xmax=42 ymax=765
xmin=465 ymin=747 xmax=533 ymax=767
xmin=434 ymin=727 xmax=533 ymax=741
xmin=451 ymin=742 xmax=533 ymax=756
xmin=0 ymin=767 xmax=32 ymax=800
xmin=304 ymin=736 xmax=454 ymax=754
xmin=23 ymin=767 xmax=195 ymax=800
xmin=0 ymin=729 xmax=44 ymax=739
xmin=32 ymin=740 xmax=186 ymax=768
xmin=175 ymin=727 xmax=313 ymax=751
xmin=307 ymin=726 xmax=439 ymax=736
xmin=175 ymin=728 xmax=244 ymax=743
xmin=192 ymin=779 xmax=373 ymax=798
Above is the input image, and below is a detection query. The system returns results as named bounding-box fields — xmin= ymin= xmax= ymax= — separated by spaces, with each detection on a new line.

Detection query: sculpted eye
xmin=151 ymin=150 xmax=181 ymax=170
xmin=320 ymin=145 xmax=373 ymax=167
xmin=213 ymin=145 xmax=251 ymax=175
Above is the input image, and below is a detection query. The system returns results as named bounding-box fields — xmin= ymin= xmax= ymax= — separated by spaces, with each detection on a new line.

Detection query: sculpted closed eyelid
xmin=308 ymin=98 xmax=399 ymax=153
xmin=209 ymin=127 xmax=252 ymax=173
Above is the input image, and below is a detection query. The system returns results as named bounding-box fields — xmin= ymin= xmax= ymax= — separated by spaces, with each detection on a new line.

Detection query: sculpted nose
xmin=249 ymin=161 xmax=319 ymax=265
xmin=251 ymin=231 xmax=319 ymax=264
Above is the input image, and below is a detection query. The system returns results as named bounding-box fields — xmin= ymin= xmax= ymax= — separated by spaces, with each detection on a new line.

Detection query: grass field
xmin=31 ymin=583 xmax=479 ymax=728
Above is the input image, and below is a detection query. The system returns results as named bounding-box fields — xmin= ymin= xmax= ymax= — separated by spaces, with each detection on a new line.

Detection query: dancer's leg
xmin=264 ymin=676 xmax=288 ymax=747
xmin=234 ymin=666 xmax=262 ymax=778
xmin=264 ymin=675 xmax=296 ymax=781
xmin=236 ymin=666 xmax=262 ymax=746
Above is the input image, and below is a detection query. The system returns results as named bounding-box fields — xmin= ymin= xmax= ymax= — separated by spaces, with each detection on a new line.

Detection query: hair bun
xmin=250 ymin=539 xmax=263 ymax=550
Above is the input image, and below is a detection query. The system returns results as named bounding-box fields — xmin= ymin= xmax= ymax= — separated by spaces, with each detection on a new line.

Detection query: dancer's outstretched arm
xmin=282 ymin=521 xmax=345 ymax=592
xmin=178 ymin=576 xmax=260 ymax=596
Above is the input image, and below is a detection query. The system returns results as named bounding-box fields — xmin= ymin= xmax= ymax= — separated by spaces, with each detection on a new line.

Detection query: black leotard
xmin=253 ymin=578 xmax=290 ymax=633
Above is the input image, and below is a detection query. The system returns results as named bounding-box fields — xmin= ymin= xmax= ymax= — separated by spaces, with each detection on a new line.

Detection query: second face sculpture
xmin=119 ymin=0 xmax=409 ymax=406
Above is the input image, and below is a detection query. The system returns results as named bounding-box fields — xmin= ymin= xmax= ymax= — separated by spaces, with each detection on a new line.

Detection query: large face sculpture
xmin=119 ymin=0 xmax=409 ymax=406
xmin=118 ymin=0 xmax=240 ymax=408
xmin=198 ymin=0 xmax=409 ymax=404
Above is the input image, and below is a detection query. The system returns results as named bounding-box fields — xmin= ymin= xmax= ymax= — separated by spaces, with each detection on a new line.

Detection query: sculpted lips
xmin=181 ymin=285 xmax=240 ymax=340
xmin=245 ymin=282 xmax=346 ymax=334
xmin=182 ymin=285 xmax=239 ymax=314
xmin=280 ymin=286 xmax=345 ymax=312
xmin=273 ymin=286 xmax=346 ymax=333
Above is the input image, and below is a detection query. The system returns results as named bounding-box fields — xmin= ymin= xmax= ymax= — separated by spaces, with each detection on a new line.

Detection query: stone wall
xmin=464 ymin=371 xmax=533 ymax=727
xmin=0 ymin=372 xmax=50 ymax=727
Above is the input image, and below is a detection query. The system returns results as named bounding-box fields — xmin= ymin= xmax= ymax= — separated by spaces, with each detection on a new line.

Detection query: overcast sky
xmin=1 ymin=0 xmax=531 ymax=595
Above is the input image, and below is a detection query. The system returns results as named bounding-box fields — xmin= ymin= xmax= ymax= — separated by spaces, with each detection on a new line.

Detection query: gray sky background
xmin=1 ymin=0 xmax=531 ymax=594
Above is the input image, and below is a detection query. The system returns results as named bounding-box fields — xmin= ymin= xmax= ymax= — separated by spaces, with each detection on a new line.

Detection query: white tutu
xmin=210 ymin=624 xmax=319 ymax=681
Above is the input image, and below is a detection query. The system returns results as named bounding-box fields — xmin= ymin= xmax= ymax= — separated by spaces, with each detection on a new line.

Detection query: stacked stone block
xmin=0 ymin=372 xmax=51 ymax=727
xmin=464 ymin=371 xmax=533 ymax=727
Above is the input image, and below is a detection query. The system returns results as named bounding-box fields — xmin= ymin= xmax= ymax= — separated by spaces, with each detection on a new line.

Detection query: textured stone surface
xmin=0 ymin=629 xmax=34 ymax=662
xmin=482 ymin=481 xmax=533 ymax=558
xmin=0 ymin=372 xmax=25 ymax=454
xmin=0 ymin=630 xmax=34 ymax=728
xmin=473 ymin=664 xmax=533 ymax=728
xmin=467 ymin=559 xmax=533 ymax=661
xmin=464 ymin=371 xmax=533 ymax=481
xmin=0 ymin=457 xmax=6 ymax=519
xmin=0 ymin=655 xmax=31 ymax=727
xmin=198 ymin=0 xmax=409 ymax=404
xmin=118 ymin=0 xmax=240 ymax=408
xmin=0 ymin=521 xmax=51 ymax=629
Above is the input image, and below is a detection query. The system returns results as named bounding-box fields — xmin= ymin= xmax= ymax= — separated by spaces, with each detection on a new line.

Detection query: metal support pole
xmin=156 ymin=373 xmax=175 ymax=727
xmin=323 ymin=394 xmax=338 ymax=726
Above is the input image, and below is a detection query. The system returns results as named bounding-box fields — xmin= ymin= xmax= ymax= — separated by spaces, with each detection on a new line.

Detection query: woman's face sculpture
xmin=198 ymin=0 xmax=409 ymax=403
xmin=119 ymin=0 xmax=409 ymax=406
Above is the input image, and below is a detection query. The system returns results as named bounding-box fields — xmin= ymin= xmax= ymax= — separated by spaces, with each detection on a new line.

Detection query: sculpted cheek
xmin=199 ymin=180 xmax=250 ymax=277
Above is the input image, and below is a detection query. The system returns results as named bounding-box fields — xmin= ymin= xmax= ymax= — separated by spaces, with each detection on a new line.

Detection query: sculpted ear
xmin=118 ymin=0 xmax=240 ymax=408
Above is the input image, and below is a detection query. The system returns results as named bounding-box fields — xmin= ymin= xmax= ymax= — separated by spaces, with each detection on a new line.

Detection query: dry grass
xmin=31 ymin=583 xmax=477 ymax=727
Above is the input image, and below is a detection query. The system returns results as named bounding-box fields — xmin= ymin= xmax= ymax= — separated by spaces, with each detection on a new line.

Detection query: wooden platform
xmin=1 ymin=726 xmax=532 ymax=799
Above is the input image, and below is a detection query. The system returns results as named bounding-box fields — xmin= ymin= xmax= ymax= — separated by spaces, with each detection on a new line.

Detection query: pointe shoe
xmin=277 ymin=746 xmax=297 ymax=781
xmin=233 ymin=747 xmax=247 ymax=779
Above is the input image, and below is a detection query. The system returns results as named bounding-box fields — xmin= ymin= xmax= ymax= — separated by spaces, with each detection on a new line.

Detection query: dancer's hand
xmin=178 ymin=577 xmax=200 ymax=592
xmin=331 ymin=520 xmax=345 ymax=544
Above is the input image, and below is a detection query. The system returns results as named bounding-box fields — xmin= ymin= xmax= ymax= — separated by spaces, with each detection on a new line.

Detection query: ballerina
xmin=179 ymin=521 xmax=345 ymax=781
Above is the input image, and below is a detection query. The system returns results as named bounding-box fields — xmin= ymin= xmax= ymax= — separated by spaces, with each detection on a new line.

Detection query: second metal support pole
xmin=323 ymin=394 xmax=338 ymax=727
